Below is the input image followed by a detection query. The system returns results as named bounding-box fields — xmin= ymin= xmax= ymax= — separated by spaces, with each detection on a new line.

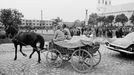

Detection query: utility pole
xmin=41 ymin=10 xmax=43 ymax=33
xmin=85 ymin=9 xmax=88 ymax=26
xmin=41 ymin=10 xmax=43 ymax=20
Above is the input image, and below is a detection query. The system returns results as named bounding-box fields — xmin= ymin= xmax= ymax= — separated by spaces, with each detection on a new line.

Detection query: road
xmin=0 ymin=44 xmax=134 ymax=75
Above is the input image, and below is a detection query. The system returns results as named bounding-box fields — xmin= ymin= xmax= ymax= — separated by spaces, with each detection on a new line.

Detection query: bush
xmin=0 ymin=38 xmax=12 ymax=44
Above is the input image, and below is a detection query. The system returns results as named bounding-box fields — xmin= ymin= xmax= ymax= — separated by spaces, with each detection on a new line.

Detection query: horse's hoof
xmin=38 ymin=60 xmax=41 ymax=63
xmin=14 ymin=58 xmax=17 ymax=60
xmin=24 ymin=54 xmax=27 ymax=57
xmin=29 ymin=56 xmax=31 ymax=59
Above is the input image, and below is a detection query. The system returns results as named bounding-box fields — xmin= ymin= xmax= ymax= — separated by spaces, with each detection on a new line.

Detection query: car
xmin=105 ymin=32 xmax=134 ymax=55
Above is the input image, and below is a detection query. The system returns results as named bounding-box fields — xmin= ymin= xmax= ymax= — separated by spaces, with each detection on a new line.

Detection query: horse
xmin=6 ymin=26 xmax=45 ymax=63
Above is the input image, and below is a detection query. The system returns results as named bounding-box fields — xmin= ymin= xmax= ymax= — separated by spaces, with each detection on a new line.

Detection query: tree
xmin=129 ymin=15 xmax=134 ymax=25
xmin=105 ymin=15 xmax=114 ymax=26
xmin=88 ymin=13 xmax=98 ymax=26
xmin=52 ymin=17 xmax=62 ymax=25
xmin=97 ymin=16 xmax=106 ymax=26
xmin=115 ymin=13 xmax=128 ymax=26
xmin=73 ymin=19 xmax=81 ymax=27
xmin=80 ymin=21 xmax=85 ymax=28
xmin=0 ymin=8 xmax=24 ymax=29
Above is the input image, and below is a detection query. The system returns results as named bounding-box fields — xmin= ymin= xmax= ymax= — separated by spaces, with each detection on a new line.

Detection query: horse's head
xmin=5 ymin=26 xmax=18 ymax=38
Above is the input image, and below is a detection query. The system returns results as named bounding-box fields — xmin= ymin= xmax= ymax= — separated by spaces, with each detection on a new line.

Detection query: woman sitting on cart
xmin=53 ymin=25 xmax=66 ymax=42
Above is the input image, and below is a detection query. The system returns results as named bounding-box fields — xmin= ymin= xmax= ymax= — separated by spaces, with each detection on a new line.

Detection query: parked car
xmin=105 ymin=32 xmax=134 ymax=55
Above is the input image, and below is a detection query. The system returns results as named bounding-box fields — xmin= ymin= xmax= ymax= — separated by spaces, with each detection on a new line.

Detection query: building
xmin=97 ymin=0 xmax=134 ymax=18
xmin=97 ymin=0 xmax=134 ymax=26
xmin=21 ymin=19 xmax=53 ymax=27
xmin=97 ymin=0 xmax=112 ymax=15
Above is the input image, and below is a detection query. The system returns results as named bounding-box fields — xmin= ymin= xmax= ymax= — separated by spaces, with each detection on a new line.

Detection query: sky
xmin=0 ymin=0 xmax=134 ymax=22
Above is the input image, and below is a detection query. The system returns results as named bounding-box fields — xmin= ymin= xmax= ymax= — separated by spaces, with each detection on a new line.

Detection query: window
xmin=105 ymin=1 xmax=107 ymax=5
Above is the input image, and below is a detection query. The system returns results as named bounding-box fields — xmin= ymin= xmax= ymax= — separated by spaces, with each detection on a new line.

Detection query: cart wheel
xmin=92 ymin=50 xmax=101 ymax=66
xmin=70 ymin=49 xmax=93 ymax=73
xmin=46 ymin=49 xmax=63 ymax=68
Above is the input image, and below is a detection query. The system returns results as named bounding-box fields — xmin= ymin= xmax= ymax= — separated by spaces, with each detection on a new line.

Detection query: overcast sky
xmin=0 ymin=0 xmax=134 ymax=22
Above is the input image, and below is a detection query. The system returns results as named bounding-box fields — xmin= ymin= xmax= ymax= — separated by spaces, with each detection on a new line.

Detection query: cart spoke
xmin=74 ymin=52 xmax=77 ymax=56
xmin=83 ymin=54 xmax=89 ymax=59
xmin=81 ymin=50 xmax=84 ymax=58
xmin=79 ymin=50 xmax=81 ymax=57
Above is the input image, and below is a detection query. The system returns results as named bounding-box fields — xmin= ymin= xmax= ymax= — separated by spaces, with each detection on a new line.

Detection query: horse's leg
xmin=20 ymin=45 xmax=27 ymax=57
xmin=14 ymin=44 xmax=17 ymax=60
xmin=29 ymin=48 xmax=36 ymax=59
xmin=29 ymin=47 xmax=41 ymax=63
xmin=36 ymin=50 xmax=41 ymax=63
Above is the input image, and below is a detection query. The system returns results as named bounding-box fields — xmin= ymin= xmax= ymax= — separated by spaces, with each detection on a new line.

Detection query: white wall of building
xmin=21 ymin=19 xmax=53 ymax=26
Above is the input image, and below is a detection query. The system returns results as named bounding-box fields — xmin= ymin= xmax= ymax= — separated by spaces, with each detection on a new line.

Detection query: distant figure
xmin=77 ymin=28 xmax=81 ymax=36
xmin=107 ymin=29 xmax=112 ymax=38
xmin=116 ymin=27 xmax=123 ymax=38
xmin=102 ymin=28 xmax=106 ymax=37
xmin=70 ymin=28 xmax=74 ymax=37
xmin=96 ymin=28 xmax=99 ymax=37
xmin=81 ymin=27 xmax=85 ymax=35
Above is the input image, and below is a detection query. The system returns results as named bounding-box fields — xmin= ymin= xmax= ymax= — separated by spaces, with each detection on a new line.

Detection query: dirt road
xmin=0 ymin=44 xmax=134 ymax=75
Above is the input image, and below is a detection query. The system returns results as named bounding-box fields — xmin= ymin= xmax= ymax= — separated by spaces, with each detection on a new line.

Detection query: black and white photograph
xmin=0 ymin=0 xmax=134 ymax=75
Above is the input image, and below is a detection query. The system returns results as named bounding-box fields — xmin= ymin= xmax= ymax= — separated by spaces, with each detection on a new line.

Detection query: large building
xmin=0 ymin=19 xmax=53 ymax=27
xmin=97 ymin=0 xmax=134 ymax=26
xmin=97 ymin=0 xmax=134 ymax=18
xmin=21 ymin=19 xmax=53 ymax=26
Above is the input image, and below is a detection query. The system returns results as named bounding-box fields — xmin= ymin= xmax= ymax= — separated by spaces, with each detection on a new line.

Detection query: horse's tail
xmin=37 ymin=35 xmax=45 ymax=50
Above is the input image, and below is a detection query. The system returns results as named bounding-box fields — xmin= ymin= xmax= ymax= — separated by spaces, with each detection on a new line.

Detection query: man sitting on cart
xmin=53 ymin=25 xmax=66 ymax=42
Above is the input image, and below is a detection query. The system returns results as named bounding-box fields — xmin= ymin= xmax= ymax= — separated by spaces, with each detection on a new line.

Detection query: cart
xmin=45 ymin=40 xmax=101 ymax=73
